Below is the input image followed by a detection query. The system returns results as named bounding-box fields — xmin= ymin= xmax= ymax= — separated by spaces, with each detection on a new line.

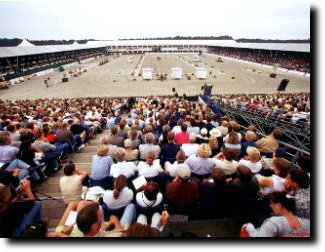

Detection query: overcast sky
xmin=0 ymin=0 xmax=311 ymax=40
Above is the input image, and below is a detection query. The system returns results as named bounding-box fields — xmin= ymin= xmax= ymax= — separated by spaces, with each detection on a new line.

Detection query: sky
xmin=0 ymin=0 xmax=311 ymax=40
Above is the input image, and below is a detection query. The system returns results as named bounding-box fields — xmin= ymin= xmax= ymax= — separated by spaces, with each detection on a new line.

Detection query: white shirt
xmin=60 ymin=175 xmax=83 ymax=204
xmin=213 ymin=159 xmax=239 ymax=176
xmin=103 ymin=187 xmax=134 ymax=209
xmin=171 ymin=125 xmax=182 ymax=134
xmin=164 ymin=161 xmax=180 ymax=177
xmin=256 ymin=174 xmax=285 ymax=196
xmin=223 ymin=132 xmax=242 ymax=142
xmin=181 ymin=143 xmax=199 ymax=157
xmin=137 ymin=160 xmax=163 ymax=178
xmin=238 ymin=159 xmax=262 ymax=174
xmin=139 ymin=144 xmax=161 ymax=160
xmin=110 ymin=161 xmax=137 ymax=178
xmin=136 ymin=191 xmax=163 ymax=208
xmin=245 ymin=216 xmax=310 ymax=237
xmin=187 ymin=127 xmax=200 ymax=135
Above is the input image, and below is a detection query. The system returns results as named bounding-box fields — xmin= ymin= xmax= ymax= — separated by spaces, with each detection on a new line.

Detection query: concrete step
xmin=169 ymin=218 xmax=243 ymax=237
xmin=36 ymin=130 xmax=106 ymax=229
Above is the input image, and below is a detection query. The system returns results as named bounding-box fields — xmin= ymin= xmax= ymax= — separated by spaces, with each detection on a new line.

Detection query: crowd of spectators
xmin=208 ymin=47 xmax=310 ymax=73
xmin=212 ymin=92 xmax=310 ymax=125
xmin=0 ymin=94 xmax=310 ymax=237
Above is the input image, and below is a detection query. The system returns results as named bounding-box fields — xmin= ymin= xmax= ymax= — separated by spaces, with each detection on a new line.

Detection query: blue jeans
xmin=56 ymin=141 xmax=74 ymax=154
xmin=120 ymin=204 xmax=136 ymax=228
xmin=5 ymin=159 xmax=39 ymax=181
xmin=13 ymin=201 xmax=42 ymax=237
xmin=55 ymin=142 xmax=70 ymax=157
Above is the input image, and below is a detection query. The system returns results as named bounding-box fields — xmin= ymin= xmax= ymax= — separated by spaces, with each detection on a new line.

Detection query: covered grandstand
xmin=0 ymin=39 xmax=310 ymax=86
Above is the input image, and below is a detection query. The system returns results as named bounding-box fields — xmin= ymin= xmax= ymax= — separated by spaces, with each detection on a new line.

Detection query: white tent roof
xmin=91 ymin=39 xmax=237 ymax=47
xmin=0 ymin=39 xmax=309 ymax=58
xmin=17 ymin=39 xmax=35 ymax=47
xmin=72 ymin=41 xmax=79 ymax=46
xmin=0 ymin=43 xmax=104 ymax=58
xmin=219 ymin=42 xmax=310 ymax=53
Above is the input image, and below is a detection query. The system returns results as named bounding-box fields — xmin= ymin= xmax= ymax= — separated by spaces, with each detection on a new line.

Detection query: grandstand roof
xmin=218 ymin=42 xmax=310 ymax=53
xmin=0 ymin=43 xmax=105 ymax=58
xmin=0 ymin=39 xmax=309 ymax=58
xmin=86 ymin=39 xmax=238 ymax=47
xmin=84 ymin=40 xmax=310 ymax=52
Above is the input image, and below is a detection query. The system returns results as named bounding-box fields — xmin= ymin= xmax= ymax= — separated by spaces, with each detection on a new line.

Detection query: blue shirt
xmin=90 ymin=155 xmax=114 ymax=179
xmin=185 ymin=156 xmax=215 ymax=175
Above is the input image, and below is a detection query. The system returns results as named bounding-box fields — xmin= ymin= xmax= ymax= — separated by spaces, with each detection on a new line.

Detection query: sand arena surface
xmin=0 ymin=53 xmax=310 ymax=100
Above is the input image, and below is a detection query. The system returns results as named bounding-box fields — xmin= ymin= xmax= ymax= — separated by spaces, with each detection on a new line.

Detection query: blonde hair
xmin=100 ymin=135 xmax=110 ymax=145
xmin=97 ymin=145 xmax=109 ymax=157
xmin=221 ymin=120 xmax=229 ymax=127
xmin=209 ymin=136 xmax=218 ymax=149
xmin=115 ymin=147 xmax=126 ymax=162
xmin=124 ymin=139 xmax=132 ymax=148
xmin=246 ymin=147 xmax=260 ymax=161
xmin=197 ymin=143 xmax=212 ymax=158
xmin=146 ymin=150 xmax=156 ymax=166
xmin=245 ymin=131 xmax=257 ymax=141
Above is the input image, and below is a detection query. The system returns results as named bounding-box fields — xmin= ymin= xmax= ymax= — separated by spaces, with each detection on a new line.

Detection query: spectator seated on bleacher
xmin=102 ymin=175 xmax=134 ymax=219
xmin=256 ymin=128 xmax=282 ymax=158
xmin=0 ymin=131 xmax=38 ymax=181
xmin=139 ymin=133 xmax=161 ymax=160
xmin=240 ymin=130 xmax=257 ymax=158
xmin=0 ymin=180 xmax=41 ymax=237
xmin=174 ymin=123 xmax=190 ymax=145
xmin=185 ymin=143 xmax=215 ymax=180
xmin=109 ymin=148 xmax=137 ymax=179
xmin=181 ymin=133 xmax=199 ymax=158
xmin=164 ymin=150 xmax=186 ymax=179
xmin=109 ymin=126 xmax=124 ymax=147
xmin=160 ymin=131 xmax=180 ymax=165
xmin=127 ymin=125 xmax=141 ymax=149
xmin=124 ymin=139 xmax=139 ymax=163
xmin=90 ymin=145 xmax=114 ymax=190
xmin=55 ymin=122 xmax=73 ymax=151
xmin=136 ymin=181 xmax=163 ymax=222
xmin=199 ymin=168 xmax=234 ymax=217
xmin=129 ymin=210 xmax=170 ymax=237
xmin=17 ymin=133 xmax=48 ymax=181
xmin=256 ymin=166 xmax=309 ymax=198
xmin=99 ymin=135 xmax=117 ymax=161
xmin=33 ymin=129 xmax=68 ymax=173
xmin=241 ymin=191 xmax=310 ymax=237
xmin=213 ymin=148 xmax=239 ymax=177
xmin=60 ymin=163 xmax=89 ymax=204
xmin=137 ymin=151 xmax=163 ymax=179
xmin=166 ymin=163 xmax=199 ymax=216
xmin=238 ymin=147 xmax=262 ymax=174
xmin=230 ymin=165 xmax=260 ymax=214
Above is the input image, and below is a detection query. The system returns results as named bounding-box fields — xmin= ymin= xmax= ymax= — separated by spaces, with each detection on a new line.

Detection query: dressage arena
xmin=0 ymin=53 xmax=310 ymax=100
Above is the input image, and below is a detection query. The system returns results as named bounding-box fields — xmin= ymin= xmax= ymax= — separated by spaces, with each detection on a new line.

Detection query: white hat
xmin=177 ymin=163 xmax=191 ymax=180
xmin=200 ymin=128 xmax=208 ymax=136
xmin=209 ymin=128 xmax=222 ymax=138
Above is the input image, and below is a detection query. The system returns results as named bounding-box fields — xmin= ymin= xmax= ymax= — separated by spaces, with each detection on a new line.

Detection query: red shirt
xmin=45 ymin=134 xmax=57 ymax=144
xmin=174 ymin=132 xmax=190 ymax=145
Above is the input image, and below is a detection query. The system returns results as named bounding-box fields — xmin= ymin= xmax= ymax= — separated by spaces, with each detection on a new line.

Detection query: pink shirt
xmin=174 ymin=132 xmax=190 ymax=145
